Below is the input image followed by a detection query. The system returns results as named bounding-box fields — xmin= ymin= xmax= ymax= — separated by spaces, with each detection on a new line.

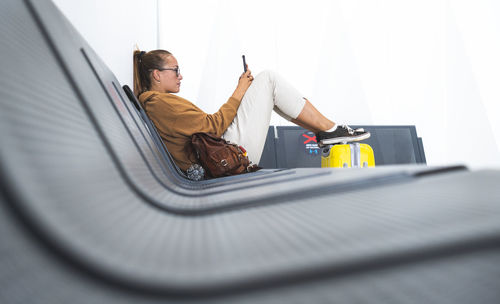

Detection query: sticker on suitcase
xmin=300 ymin=131 xmax=321 ymax=157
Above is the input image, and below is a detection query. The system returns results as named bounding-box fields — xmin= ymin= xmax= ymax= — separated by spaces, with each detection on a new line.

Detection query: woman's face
xmin=156 ymin=55 xmax=183 ymax=93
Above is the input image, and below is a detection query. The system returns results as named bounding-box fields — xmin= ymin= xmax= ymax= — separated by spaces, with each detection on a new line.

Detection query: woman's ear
xmin=152 ymin=69 xmax=161 ymax=83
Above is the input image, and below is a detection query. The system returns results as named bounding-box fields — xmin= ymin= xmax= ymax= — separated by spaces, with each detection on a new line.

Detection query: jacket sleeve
xmin=172 ymin=97 xmax=241 ymax=137
xmin=144 ymin=94 xmax=241 ymax=137
xmin=202 ymin=96 xmax=241 ymax=136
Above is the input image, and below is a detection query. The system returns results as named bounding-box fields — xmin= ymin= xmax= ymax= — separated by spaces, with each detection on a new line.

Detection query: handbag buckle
xmin=221 ymin=159 xmax=228 ymax=167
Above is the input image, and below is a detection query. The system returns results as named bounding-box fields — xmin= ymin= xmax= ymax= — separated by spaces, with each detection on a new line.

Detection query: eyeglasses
xmin=156 ymin=67 xmax=181 ymax=77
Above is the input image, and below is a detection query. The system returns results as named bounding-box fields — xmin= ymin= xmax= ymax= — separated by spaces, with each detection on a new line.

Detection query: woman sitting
xmin=133 ymin=49 xmax=369 ymax=179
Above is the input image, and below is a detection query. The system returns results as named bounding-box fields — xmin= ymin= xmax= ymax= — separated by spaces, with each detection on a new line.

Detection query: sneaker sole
xmin=319 ymin=133 xmax=371 ymax=146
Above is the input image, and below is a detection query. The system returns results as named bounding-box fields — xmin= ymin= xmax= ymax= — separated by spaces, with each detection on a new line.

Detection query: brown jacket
xmin=138 ymin=91 xmax=241 ymax=171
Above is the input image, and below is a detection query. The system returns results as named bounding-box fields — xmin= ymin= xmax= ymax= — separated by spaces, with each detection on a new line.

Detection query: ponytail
xmin=133 ymin=50 xmax=146 ymax=98
xmin=133 ymin=48 xmax=173 ymax=98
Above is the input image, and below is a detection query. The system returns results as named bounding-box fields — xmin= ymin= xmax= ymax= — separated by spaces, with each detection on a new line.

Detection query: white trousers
xmin=222 ymin=70 xmax=306 ymax=165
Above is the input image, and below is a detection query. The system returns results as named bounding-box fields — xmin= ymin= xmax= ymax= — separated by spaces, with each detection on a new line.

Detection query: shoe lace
xmin=341 ymin=124 xmax=355 ymax=135
xmin=341 ymin=124 xmax=364 ymax=134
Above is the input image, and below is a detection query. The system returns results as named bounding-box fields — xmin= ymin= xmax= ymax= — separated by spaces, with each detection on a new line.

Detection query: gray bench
xmin=259 ymin=125 xmax=426 ymax=168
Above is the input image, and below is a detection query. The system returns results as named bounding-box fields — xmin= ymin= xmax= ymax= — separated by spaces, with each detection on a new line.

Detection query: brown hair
xmin=133 ymin=49 xmax=172 ymax=97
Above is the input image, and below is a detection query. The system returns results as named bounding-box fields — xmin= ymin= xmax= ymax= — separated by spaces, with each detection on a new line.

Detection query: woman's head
xmin=133 ymin=49 xmax=183 ymax=97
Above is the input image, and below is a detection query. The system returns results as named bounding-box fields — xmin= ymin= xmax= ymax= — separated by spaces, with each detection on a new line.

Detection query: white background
xmin=53 ymin=0 xmax=500 ymax=169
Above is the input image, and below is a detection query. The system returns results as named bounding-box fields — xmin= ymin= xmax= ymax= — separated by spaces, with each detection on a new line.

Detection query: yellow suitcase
xmin=321 ymin=143 xmax=375 ymax=168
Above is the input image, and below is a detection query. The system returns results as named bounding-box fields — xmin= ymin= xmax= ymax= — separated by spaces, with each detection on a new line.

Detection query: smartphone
xmin=242 ymin=55 xmax=247 ymax=72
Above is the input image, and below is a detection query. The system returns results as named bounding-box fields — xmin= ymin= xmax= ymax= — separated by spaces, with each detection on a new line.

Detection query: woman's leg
xmin=223 ymin=70 xmax=327 ymax=164
xmin=222 ymin=70 xmax=368 ymax=164
xmin=292 ymin=99 xmax=335 ymax=133
xmin=222 ymin=71 xmax=280 ymax=165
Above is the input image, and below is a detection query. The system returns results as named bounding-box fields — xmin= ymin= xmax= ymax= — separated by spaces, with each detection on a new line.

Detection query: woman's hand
xmin=231 ymin=65 xmax=254 ymax=101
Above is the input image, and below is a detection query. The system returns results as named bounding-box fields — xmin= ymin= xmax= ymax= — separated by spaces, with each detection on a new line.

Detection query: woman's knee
xmin=256 ymin=69 xmax=276 ymax=82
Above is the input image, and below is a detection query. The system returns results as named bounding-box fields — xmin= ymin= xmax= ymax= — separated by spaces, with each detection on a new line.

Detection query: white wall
xmin=51 ymin=0 xmax=500 ymax=169
xmin=160 ymin=0 xmax=500 ymax=169
xmin=52 ymin=0 xmax=158 ymax=87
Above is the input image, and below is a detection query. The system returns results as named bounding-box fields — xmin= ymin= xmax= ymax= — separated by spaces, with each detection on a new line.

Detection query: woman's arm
xmin=154 ymin=69 xmax=255 ymax=137
xmin=198 ymin=68 xmax=254 ymax=136
xmin=231 ymin=68 xmax=254 ymax=101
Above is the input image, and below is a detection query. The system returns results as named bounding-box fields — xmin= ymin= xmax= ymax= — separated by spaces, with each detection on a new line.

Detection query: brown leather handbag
xmin=191 ymin=132 xmax=260 ymax=178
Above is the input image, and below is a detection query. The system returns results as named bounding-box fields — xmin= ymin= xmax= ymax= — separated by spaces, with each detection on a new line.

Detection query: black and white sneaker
xmin=316 ymin=125 xmax=370 ymax=146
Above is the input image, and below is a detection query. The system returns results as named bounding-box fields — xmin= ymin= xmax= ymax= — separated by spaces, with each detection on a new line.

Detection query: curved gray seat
xmin=1 ymin=0 xmax=500 ymax=303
